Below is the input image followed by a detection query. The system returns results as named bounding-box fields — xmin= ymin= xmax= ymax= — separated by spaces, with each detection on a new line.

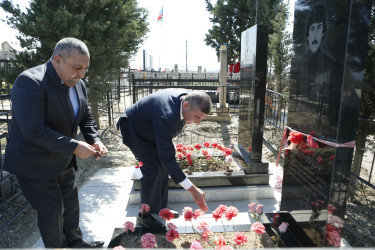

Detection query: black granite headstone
xmin=237 ymin=24 xmax=269 ymax=173
xmin=280 ymin=0 xmax=371 ymax=247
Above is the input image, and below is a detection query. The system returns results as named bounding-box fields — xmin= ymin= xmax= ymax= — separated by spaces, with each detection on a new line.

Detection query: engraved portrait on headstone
xmin=299 ymin=4 xmax=335 ymax=103
xmin=288 ymin=2 xmax=341 ymax=139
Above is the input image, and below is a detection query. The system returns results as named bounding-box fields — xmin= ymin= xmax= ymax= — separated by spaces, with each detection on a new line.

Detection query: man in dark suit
xmin=4 ymin=38 xmax=107 ymax=248
xmin=117 ymin=89 xmax=211 ymax=227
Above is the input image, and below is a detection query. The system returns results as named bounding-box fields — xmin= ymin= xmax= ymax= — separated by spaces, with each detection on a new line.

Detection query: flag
xmin=157 ymin=7 xmax=163 ymax=22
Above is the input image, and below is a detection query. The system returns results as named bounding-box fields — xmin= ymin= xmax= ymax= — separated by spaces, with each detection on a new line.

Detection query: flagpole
xmin=159 ymin=20 xmax=162 ymax=71
xmin=158 ymin=6 xmax=163 ymax=72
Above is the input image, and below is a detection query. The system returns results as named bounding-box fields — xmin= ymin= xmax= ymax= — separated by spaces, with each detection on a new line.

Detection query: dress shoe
xmin=168 ymin=207 xmax=180 ymax=218
xmin=137 ymin=213 xmax=165 ymax=228
xmin=69 ymin=240 xmax=104 ymax=248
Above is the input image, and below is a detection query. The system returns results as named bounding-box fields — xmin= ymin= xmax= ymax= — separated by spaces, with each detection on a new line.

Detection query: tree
xmin=351 ymin=1 xmax=375 ymax=195
xmin=267 ymin=0 xmax=291 ymax=129
xmin=268 ymin=0 xmax=292 ymax=95
xmin=1 ymin=0 xmax=149 ymax=127
xmin=204 ymin=0 xmax=278 ymax=64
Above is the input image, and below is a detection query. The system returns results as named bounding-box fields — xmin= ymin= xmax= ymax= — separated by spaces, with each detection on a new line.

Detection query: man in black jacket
xmin=4 ymin=37 xmax=107 ymax=248
xmin=118 ymin=89 xmax=211 ymax=227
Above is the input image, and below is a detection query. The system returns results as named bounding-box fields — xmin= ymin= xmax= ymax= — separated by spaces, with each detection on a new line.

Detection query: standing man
xmin=117 ymin=89 xmax=211 ymax=227
xmin=4 ymin=38 xmax=107 ymax=248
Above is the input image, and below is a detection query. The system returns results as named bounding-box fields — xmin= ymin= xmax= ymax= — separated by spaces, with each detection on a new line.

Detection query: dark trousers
xmin=129 ymin=146 xmax=169 ymax=214
xmin=119 ymin=117 xmax=169 ymax=214
xmin=139 ymin=161 xmax=169 ymax=214
xmin=17 ymin=165 xmax=82 ymax=248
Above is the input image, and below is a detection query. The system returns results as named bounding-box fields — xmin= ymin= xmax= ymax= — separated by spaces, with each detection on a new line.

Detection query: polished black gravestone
xmin=280 ymin=0 xmax=372 ymax=247
xmin=238 ymin=24 xmax=269 ymax=173
xmin=265 ymin=213 xmax=315 ymax=247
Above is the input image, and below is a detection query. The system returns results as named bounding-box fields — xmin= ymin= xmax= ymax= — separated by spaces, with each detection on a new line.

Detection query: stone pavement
xmin=32 ymin=163 xmax=283 ymax=248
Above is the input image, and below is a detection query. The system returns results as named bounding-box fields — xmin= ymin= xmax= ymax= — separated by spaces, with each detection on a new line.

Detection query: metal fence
xmin=130 ymin=72 xmax=240 ymax=110
xmin=344 ymin=116 xmax=375 ymax=246
xmin=263 ymin=89 xmax=288 ymax=157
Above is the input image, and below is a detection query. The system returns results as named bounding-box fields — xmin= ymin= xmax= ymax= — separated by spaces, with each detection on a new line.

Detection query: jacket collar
xmin=46 ymin=60 xmax=63 ymax=85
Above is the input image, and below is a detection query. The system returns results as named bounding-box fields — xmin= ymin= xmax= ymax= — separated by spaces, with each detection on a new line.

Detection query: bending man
xmin=117 ymin=89 xmax=211 ymax=227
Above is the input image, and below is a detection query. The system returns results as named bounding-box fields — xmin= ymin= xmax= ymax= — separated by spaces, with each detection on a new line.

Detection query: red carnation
xmin=203 ymin=142 xmax=210 ymax=147
xmin=212 ymin=209 xmax=223 ymax=221
xmin=288 ymin=131 xmax=304 ymax=144
xmin=329 ymin=155 xmax=335 ymax=162
xmin=225 ymin=206 xmax=239 ymax=221
xmin=307 ymin=135 xmax=319 ymax=148
xmin=233 ymin=232 xmax=248 ymax=245
xmin=194 ymin=143 xmax=202 ymax=150
xmin=167 ymin=222 xmax=177 ymax=231
xmin=123 ymin=221 xmax=135 ymax=233
xmin=135 ymin=161 xmax=143 ymax=168
xmin=159 ymin=208 xmax=174 ymax=221
xmin=197 ymin=221 xmax=210 ymax=231
xmin=141 ymin=233 xmax=156 ymax=248
xmin=317 ymin=155 xmax=323 ymax=163
xmin=192 ymin=209 xmax=204 ymax=220
xmin=214 ymin=236 xmax=226 ymax=247
xmin=217 ymin=205 xmax=228 ymax=213
xmin=166 ymin=229 xmax=179 ymax=242
xmin=139 ymin=203 xmax=150 ymax=213
xmin=222 ymin=147 xmax=233 ymax=156
xmin=183 ymin=207 xmax=193 ymax=221
xmin=250 ymin=222 xmax=266 ymax=234
xmin=177 ymin=153 xmax=184 ymax=160
xmin=201 ymin=230 xmax=213 ymax=242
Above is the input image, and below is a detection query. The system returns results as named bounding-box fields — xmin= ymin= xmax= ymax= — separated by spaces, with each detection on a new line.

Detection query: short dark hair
xmin=305 ymin=4 xmax=327 ymax=43
xmin=184 ymin=90 xmax=212 ymax=114
xmin=51 ymin=37 xmax=90 ymax=60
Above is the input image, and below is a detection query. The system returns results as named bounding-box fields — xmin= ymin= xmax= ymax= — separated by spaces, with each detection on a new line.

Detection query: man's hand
xmin=188 ymin=185 xmax=208 ymax=212
xmin=92 ymin=141 xmax=108 ymax=159
xmin=73 ymin=141 xmax=97 ymax=159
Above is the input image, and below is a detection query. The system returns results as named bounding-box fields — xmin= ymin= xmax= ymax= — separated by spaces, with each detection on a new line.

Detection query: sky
xmin=1 ymin=0 xmax=296 ymax=73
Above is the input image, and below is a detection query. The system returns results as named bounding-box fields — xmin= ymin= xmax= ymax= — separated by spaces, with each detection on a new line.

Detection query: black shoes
xmin=137 ymin=213 xmax=165 ymax=228
xmin=168 ymin=207 xmax=180 ymax=219
xmin=69 ymin=240 xmax=104 ymax=248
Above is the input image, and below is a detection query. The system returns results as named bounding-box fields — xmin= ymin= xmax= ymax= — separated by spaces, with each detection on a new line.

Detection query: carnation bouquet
xmin=117 ymin=203 xmax=275 ymax=249
xmin=175 ymin=142 xmax=238 ymax=174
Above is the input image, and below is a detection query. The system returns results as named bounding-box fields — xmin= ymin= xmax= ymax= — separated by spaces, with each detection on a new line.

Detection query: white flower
xmin=225 ymin=155 xmax=233 ymax=163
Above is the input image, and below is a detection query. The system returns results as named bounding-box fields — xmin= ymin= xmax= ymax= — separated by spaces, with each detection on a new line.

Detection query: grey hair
xmin=51 ymin=37 xmax=90 ymax=60
xmin=184 ymin=90 xmax=212 ymax=114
